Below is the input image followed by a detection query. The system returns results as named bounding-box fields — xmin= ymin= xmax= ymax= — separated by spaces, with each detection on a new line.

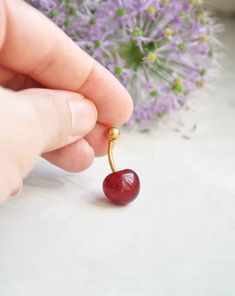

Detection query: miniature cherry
xmin=103 ymin=169 xmax=140 ymax=205
xmin=102 ymin=128 xmax=140 ymax=205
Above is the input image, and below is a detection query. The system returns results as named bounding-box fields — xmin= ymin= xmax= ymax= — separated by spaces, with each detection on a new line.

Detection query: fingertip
xmin=85 ymin=123 xmax=108 ymax=157
xmin=79 ymin=61 xmax=134 ymax=126
xmin=113 ymin=88 xmax=134 ymax=126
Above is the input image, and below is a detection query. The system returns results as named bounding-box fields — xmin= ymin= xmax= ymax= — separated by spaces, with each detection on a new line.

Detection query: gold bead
xmin=108 ymin=127 xmax=120 ymax=141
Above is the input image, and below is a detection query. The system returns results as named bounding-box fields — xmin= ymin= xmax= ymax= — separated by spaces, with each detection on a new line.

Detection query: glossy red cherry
xmin=103 ymin=169 xmax=140 ymax=205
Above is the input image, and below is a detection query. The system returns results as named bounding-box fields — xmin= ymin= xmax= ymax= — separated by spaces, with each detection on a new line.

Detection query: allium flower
xmin=27 ymin=0 xmax=221 ymax=127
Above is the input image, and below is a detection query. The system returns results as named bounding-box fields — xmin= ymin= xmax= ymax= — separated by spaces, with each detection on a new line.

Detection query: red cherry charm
xmin=103 ymin=127 xmax=140 ymax=206
xmin=103 ymin=169 xmax=140 ymax=205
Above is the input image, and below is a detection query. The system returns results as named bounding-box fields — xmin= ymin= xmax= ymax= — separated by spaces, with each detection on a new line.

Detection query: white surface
xmin=0 ymin=18 xmax=235 ymax=296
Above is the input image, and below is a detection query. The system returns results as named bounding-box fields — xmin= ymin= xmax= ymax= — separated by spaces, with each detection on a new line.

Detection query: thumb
xmin=20 ymin=88 xmax=98 ymax=152
xmin=0 ymin=87 xmax=97 ymax=202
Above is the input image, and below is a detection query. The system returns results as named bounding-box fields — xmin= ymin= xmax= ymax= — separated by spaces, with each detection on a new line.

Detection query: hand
xmin=0 ymin=0 xmax=133 ymax=203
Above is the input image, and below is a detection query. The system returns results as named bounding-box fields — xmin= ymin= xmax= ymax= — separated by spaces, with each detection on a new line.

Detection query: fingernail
xmin=69 ymin=98 xmax=97 ymax=137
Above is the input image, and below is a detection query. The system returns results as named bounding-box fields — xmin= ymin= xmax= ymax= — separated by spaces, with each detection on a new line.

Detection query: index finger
xmin=0 ymin=0 xmax=133 ymax=125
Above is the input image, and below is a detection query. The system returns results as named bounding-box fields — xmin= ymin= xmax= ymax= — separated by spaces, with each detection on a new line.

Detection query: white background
xmin=0 ymin=17 xmax=234 ymax=296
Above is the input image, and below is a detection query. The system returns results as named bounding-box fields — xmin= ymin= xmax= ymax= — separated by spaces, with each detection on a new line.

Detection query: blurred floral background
xmin=27 ymin=0 xmax=222 ymax=127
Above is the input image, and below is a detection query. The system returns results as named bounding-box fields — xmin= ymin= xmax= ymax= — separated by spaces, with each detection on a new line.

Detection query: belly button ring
xmin=102 ymin=127 xmax=140 ymax=205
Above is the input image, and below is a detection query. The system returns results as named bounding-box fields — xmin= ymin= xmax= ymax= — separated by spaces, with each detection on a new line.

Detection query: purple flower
xmin=26 ymin=0 xmax=221 ymax=127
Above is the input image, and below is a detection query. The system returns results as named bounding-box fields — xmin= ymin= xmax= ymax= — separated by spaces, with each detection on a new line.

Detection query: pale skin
xmin=0 ymin=0 xmax=133 ymax=203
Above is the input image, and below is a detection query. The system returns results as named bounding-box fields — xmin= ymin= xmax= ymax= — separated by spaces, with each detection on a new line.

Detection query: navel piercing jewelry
xmin=103 ymin=127 xmax=140 ymax=205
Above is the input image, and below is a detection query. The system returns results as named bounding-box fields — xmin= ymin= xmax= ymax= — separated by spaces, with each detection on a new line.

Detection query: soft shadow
xmin=24 ymin=174 xmax=65 ymax=189
xmin=87 ymin=193 xmax=126 ymax=209
xmin=24 ymin=163 xmax=68 ymax=189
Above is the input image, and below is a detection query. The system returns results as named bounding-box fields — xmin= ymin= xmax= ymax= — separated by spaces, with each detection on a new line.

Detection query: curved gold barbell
xmin=107 ymin=127 xmax=120 ymax=173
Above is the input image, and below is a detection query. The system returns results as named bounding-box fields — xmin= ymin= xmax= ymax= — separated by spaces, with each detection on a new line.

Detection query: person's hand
xmin=0 ymin=0 xmax=133 ymax=203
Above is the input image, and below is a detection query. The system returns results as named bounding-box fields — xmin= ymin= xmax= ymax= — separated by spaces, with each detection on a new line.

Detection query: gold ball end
xmin=108 ymin=127 xmax=120 ymax=141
